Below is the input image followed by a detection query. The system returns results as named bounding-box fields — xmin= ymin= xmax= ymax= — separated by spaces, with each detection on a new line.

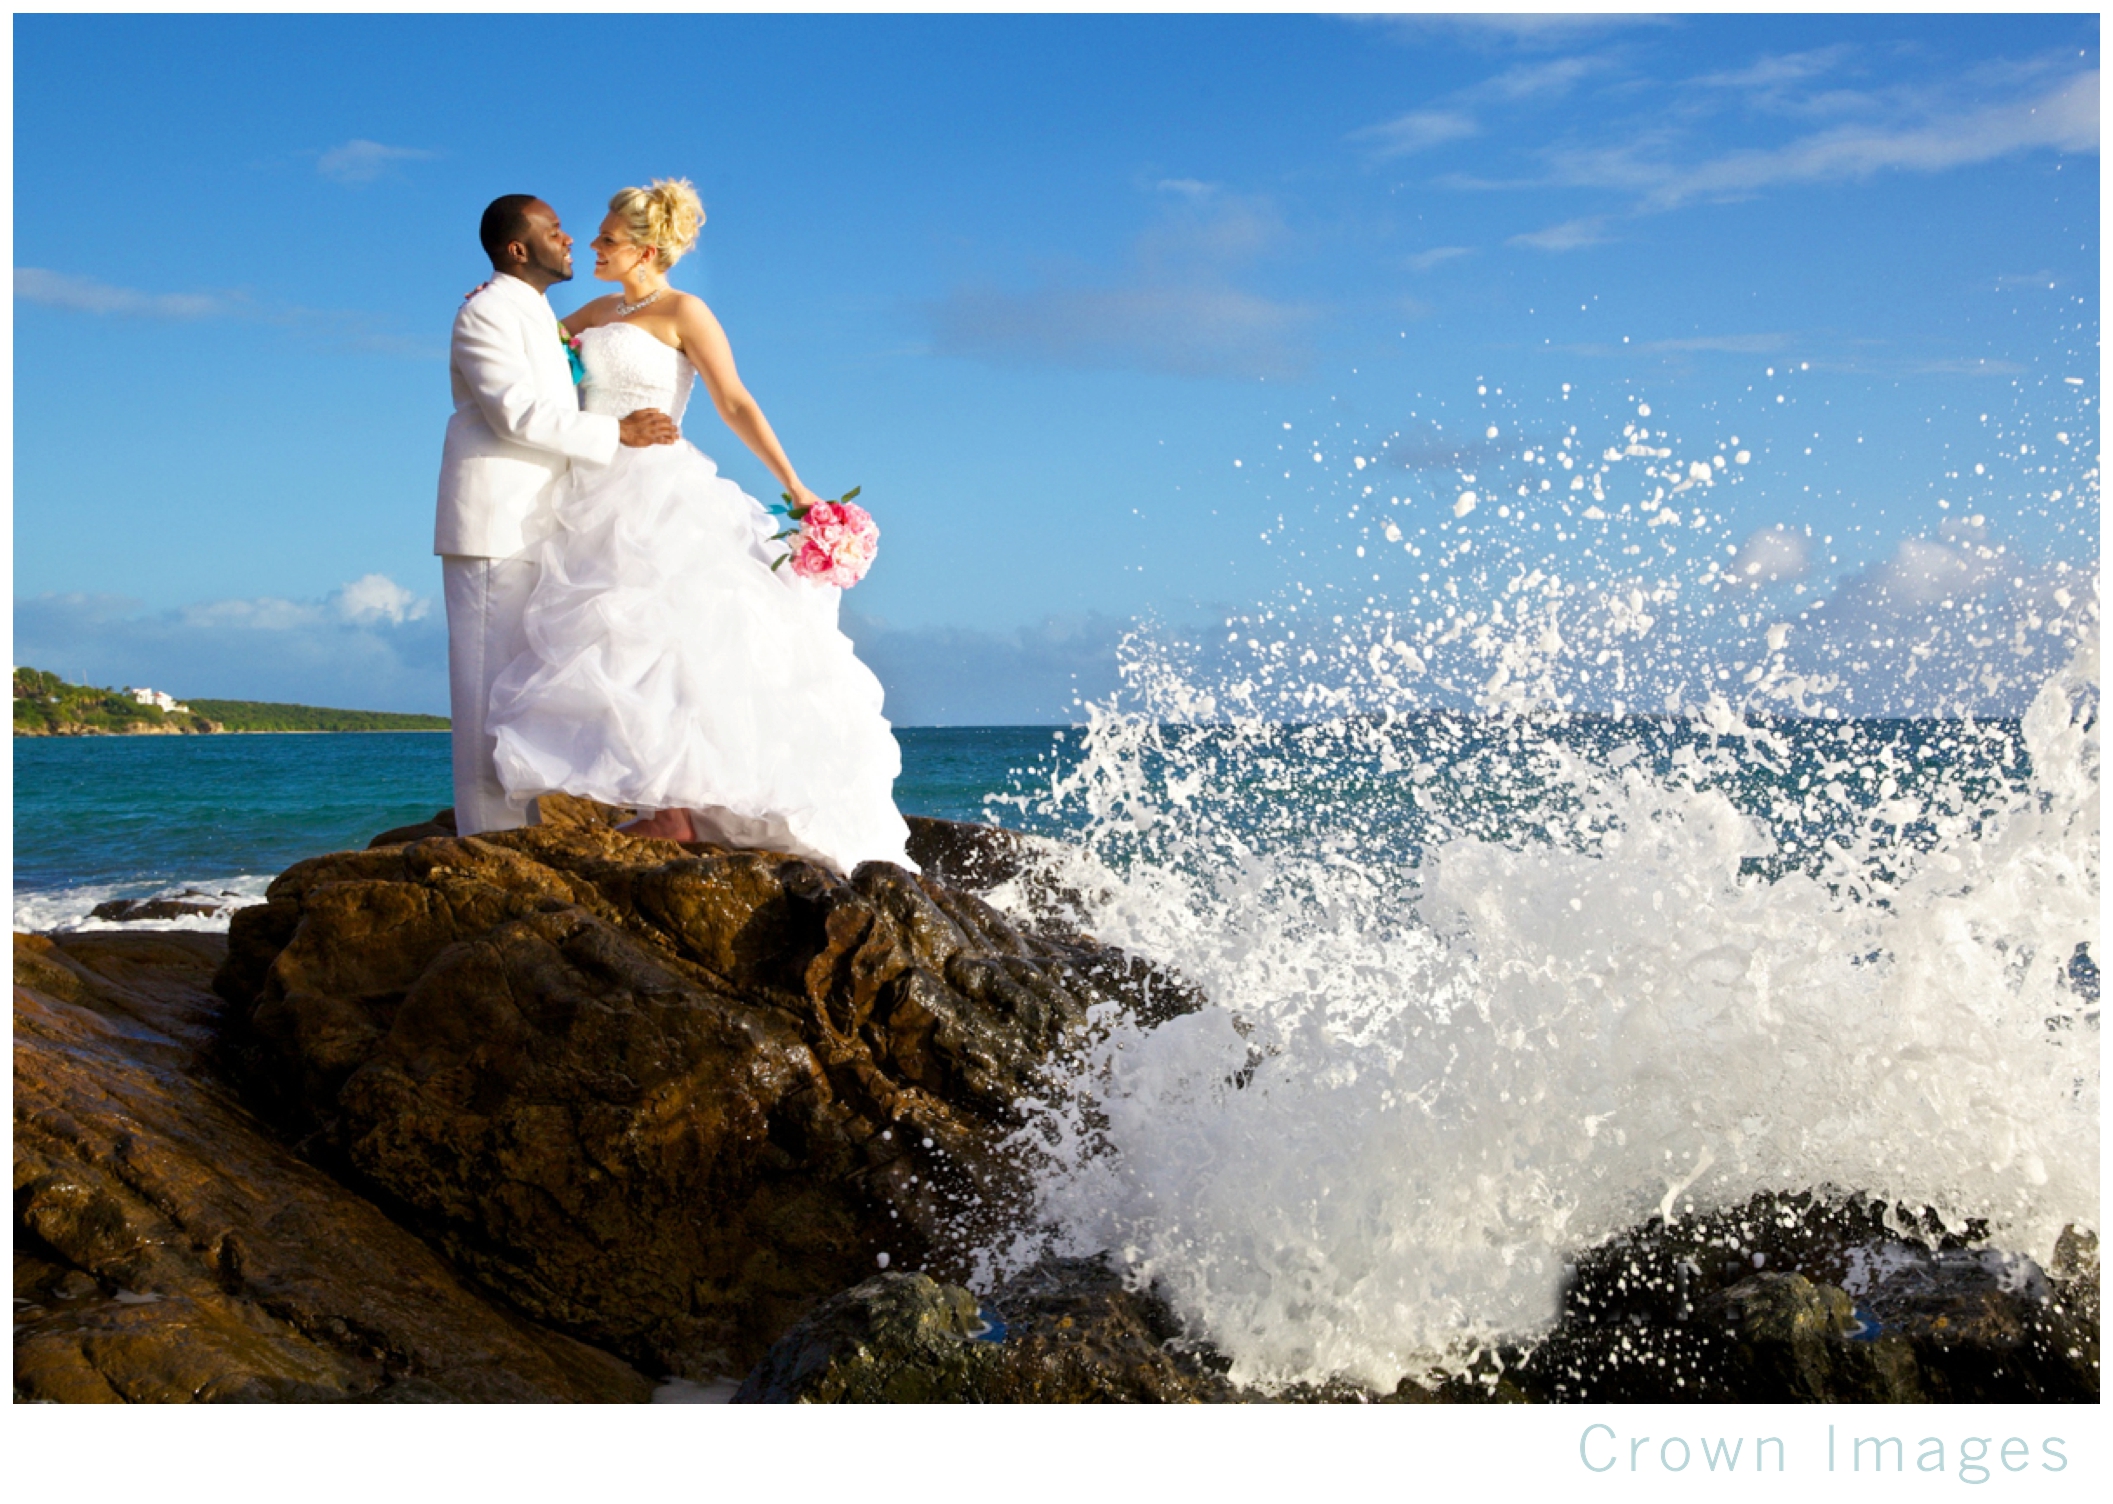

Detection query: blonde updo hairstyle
xmin=608 ymin=178 xmax=704 ymax=269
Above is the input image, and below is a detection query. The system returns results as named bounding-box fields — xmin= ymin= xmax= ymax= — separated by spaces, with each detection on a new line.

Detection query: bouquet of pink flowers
xmin=771 ymin=486 xmax=880 ymax=588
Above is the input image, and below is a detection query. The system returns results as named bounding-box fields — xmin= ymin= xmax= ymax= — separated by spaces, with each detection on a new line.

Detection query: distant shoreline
xmin=14 ymin=669 xmax=451 ymax=737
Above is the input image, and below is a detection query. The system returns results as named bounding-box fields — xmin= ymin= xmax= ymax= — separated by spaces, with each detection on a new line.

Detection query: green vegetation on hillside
xmin=13 ymin=667 xmax=219 ymax=736
xmin=185 ymin=699 xmax=450 ymax=733
xmin=13 ymin=667 xmax=449 ymax=736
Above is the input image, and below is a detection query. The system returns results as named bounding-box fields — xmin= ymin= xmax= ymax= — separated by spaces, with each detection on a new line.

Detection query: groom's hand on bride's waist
xmin=618 ymin=410 xmax=680 ymax=447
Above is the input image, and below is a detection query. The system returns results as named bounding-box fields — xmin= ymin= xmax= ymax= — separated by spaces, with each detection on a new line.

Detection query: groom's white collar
xmin=486 ymin=272 xmax=554 ymax=309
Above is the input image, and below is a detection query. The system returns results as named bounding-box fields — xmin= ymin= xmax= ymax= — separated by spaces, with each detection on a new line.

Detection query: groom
xmin=436 ymin=194 xmax=677 ymax=835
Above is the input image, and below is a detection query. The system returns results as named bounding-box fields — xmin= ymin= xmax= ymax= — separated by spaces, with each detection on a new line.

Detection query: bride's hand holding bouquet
xmin=771 ymin=485 xmax=880 ymax=588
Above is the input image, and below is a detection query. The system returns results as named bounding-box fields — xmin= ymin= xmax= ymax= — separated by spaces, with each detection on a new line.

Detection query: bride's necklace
xmin=614 ymin=286 xmax=666 ymax=318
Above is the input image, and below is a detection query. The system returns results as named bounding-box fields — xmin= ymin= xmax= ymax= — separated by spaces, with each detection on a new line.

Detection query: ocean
xmin=8 ymin=725 xmax=1072 ymax=931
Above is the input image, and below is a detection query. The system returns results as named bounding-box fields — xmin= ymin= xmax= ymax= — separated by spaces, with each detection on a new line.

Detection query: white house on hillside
xmin=128 ymin=687 xmax=191 ymax=714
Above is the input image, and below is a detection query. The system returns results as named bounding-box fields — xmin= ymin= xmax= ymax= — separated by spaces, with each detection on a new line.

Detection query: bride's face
xmin=591 ymin=214 xmax=657 ymax=283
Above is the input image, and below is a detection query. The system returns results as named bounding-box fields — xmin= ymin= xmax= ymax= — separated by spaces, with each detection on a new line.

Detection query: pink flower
xmin=787 ymin=500 xmax=880 ymax=588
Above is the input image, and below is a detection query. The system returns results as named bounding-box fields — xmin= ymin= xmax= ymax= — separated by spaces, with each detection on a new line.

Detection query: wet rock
xmin=903 ymin=815 xmax=1035 ymax=893
xmin=1700 ymin=1272 xmax=1926 ymax=1402
xmin=970 ymin=1254 xmax=1237 ymax=1402
xmin=214 ymin=801 xmax=1200 ymax=1377
xmin=731 ymin=1273 xmax=998 ymax=1403
xmin=734 ymin=1256 xmax=1233 ymax=1403
xmin=88 ymin=890 xmax=243 ymax=923
xmin=1510 ymin=1193 xmax=2097 ymax=1403
xmin=14 ymin=930 xmax=653 ymax=1403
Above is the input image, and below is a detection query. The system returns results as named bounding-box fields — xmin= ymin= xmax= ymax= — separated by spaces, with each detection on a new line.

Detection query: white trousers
xmin=442 ymin=554 xmax=540 ymax=836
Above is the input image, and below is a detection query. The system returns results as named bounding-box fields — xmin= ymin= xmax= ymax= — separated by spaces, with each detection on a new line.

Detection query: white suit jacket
xmin=434 ymin=273 xmax=621 ymax=558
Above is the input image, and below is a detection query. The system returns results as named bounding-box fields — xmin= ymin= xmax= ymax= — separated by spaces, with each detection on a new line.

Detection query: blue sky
xmin=11 ymin=12 xmax=2099 ymax=721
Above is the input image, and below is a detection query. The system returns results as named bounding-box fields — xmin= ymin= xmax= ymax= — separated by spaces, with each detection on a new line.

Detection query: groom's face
xmin=517 ymin=201 xmax=574 ymax=284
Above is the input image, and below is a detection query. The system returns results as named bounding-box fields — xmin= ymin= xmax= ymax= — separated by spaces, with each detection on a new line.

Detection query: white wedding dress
xmin=487 ymin=320 xmax=914 ymax=873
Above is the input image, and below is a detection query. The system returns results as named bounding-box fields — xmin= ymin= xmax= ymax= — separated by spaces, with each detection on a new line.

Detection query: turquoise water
xmin=9 ymin=726 xmax=1074 ymax=928
xmin=4 ymin=717 xmax=2042 ymax=927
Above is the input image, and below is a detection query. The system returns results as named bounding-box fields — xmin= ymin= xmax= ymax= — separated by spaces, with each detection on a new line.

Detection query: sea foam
xmin=972 ymin=394 xmax=2100 ymax=1392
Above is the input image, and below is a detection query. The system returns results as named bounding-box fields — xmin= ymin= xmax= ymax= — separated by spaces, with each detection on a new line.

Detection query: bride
xmin=487 ymin=178 xmax=914 ymax=874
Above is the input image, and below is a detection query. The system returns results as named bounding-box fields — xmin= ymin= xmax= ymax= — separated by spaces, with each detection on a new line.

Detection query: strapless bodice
xmin=578 ymin=321 xmax=695 ymax=424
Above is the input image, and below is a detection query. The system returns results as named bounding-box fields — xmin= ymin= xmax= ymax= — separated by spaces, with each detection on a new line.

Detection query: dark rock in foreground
xmin=734 ymin=1257 xmax=1234 ymax=1403
xmin=1493 ymin=1193 xmax=2099 ymax=1403
xmin=733 ymin=1200 xmax=2098 ymax=1405
xmin=213 ymin=796 xmax=1199 ymax=1378
xmin=14 ymin=931 xmax=650 ymax=1402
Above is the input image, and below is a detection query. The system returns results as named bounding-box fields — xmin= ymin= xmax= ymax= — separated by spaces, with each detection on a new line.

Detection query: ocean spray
xmin=972 ymin=392 xmax=2100 ymax=1391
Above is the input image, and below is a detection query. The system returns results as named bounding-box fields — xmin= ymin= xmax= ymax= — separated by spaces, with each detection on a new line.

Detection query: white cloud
xmin=14 ymin=581 xmax=447 ymax=714
xmin=1641 ymin=333 xmax=1788 ymax=355
xmin=1781 ymin=538 xmax=2097 ymax=715
xmin=1411 ymin=46 xmax=2094 ymax=255
xmin=1688 ymin=45 xmax=1859 ymax=103
xmin=12 ymin=582 xmax=1136 ymax=728
xmin=1467 ymin=54 xmax=1610 ymax=103
xmin=15 ymin=268 xmax=238 ymax=319
xmin=928 ymin=281 xmax=1316 ymax=380
xmin=842 ymin=611 xmax=1132 ymax=725
xmin=1351 ymin=109 xmax=1480 ymax=159
xmin=1508 ymin=215 xmax=1614 ymax=252
xmin=1724 ymin=525 xmax=1809 ymax=587
xmin=1364 ymin=15 xmax=1673 ymax=51
xmin=334 ymin=573 xmax=429 ymax=626
xmin=1633 ymin=70 xmax=2098 ymax=210
xmin=1135 ymin=183 xmax=1292 ymax=266
xmin=1897 ymin=356 xmax=2028 ymax=377
xmin=1405 ymin=246 xmax=1474 ymax=271
xmin=14 ymin=265 xmax=439 ymax=356
xmin=926 ymin=185 xmax=1315 ymax=378
xmin=1867 ymin=536 xmax=1991 ymax=607
xmin=1510 ymin=65 xmax=2096 ymax=219
xmin=1350 ymin=49 xmax=1612 ymax=163
xmin=317 ymin=138 xmax=436 ymax=185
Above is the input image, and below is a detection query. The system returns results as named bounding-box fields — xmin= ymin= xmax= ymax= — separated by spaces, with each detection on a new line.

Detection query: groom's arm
xmin=452 ymin=298 xmax=622 ymax=466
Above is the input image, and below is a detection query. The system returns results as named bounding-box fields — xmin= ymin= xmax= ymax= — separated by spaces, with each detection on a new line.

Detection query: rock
xmin=367 ymin=808 xmax=459 ymax=849
xmin=1509 ymin=1192 xmax=2097 ymax=1403
xmin=967 ymin=1254 xmax=1237 ymax=1402
xmin=14 ymin=930 xmax=653 ymax=1402
xmin=903 ymin=815 xmax=1035 ymax=893
xmin=29 ymin=801 xmax=2093 ymax=1406
xmin=88 ymin=890 xmax=242 ymax=923
xmin=731 ymin=1273 xmax=998 ymax=1403
xmin=214 ymin=804 xmax=1201 ymax=1378
xmin=1701 ymin=1272 xmax=1926 ymax=1402
xmin=734 ymin=1256 xmax=1233 ymax=1403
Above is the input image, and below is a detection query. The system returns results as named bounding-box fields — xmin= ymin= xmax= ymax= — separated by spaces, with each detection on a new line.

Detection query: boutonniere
xmin=558 ymin=322 xmax=585 ymax=386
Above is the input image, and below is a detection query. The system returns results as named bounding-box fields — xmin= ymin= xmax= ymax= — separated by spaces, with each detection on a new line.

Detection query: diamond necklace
xmin=614 ymin=286 xmax=666 ymax=317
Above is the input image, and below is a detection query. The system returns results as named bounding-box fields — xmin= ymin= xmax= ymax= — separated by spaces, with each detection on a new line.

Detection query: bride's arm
xmin=671 ymin=295 xmax=820 ymax=509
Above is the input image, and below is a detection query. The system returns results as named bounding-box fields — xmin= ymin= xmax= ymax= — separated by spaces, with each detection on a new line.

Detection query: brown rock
xmin=903 ymin=814 xmax=1035 ymax=893
xmin=14 ymin=930 xmax=653 ymax=1402
xmin=214 ymin=812 xmax=1200 ymax=1378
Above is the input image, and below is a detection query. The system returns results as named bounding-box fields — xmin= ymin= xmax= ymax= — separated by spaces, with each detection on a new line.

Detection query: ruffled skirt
xmin=488 ymin=441 xmax=914 ymax=874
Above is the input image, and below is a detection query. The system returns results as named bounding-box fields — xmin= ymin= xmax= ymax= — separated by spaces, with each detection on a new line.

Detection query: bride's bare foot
xmin=615 ymin=808 xmax=695 ymax=841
